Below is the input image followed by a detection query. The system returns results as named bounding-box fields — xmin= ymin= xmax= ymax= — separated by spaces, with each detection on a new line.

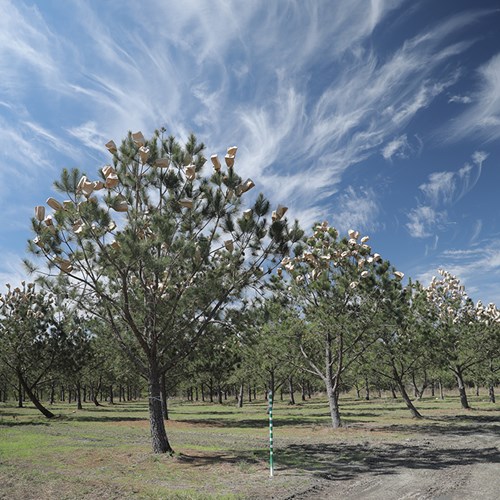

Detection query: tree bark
xmin=392 ymin=366 xmax=422 ymax=418
xmin=324 ymin=330 xmax=342 ymax=428
xmin=148 ymin=368 xmax=173 ymax=454
xmin=288 ymin=376 xmax=295 ymax=405
xmin=365 ymin=377 xmax=370 ymax=400
xmin=454 ymin=368 xmax=471 ymax=409
xmin=17 ymin=376 xmax=23 ymax=408
xmin=76 ymin=381 xmax=83 ymax=410
xmin=160 ymin=372 xmax=169 ymax=420
xmin=488 ymin=385 xmax=495 ymax=403
xmin=92 ymin=377 xmax=103 ymax=406
xmin=18 ymin=372 xmax=54 ymax=418
xmin=326 ymin=377 xmax=342 ymax=428
xmin=237 ymin=382 xmax=244 ymax=408
xmin=439 ymin=379 xmax=445 ymax=400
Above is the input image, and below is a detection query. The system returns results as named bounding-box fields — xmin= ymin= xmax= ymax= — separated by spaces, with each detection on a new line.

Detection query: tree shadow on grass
xmin=379 ymin=415 xmax=500 ymax=437
xmin=177 ymin=441 xmax=500 ymax=483
xmin=0 ymin=420 xmax=51 ymax=427
xmin=60 ymin=415 xmax=148 ymax=423
xmin=173 ymin=416 xmax=335 ymax=429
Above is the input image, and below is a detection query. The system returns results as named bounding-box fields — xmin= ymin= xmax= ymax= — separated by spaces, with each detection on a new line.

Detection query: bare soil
xmin=267 ymin=415 xmax=500 ymax=500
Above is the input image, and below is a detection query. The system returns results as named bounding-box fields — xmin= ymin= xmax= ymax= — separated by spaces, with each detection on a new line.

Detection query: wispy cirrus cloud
xmin=331 ymin=186 xmax=381 ymax=234
xmin=448 ymin=94 xmax=472 ymax=104
xmin=419 ymin=150 xmax=486 ymax=205
xmin=382 ymin=134 xmax=411 ymax=160
xmin=414 ymin=238 xmax=500 ymax=303
xmin=0 ymin=0 xmax=495 ymax=248
xmin=406 ymin=151 xmax=487 ymax=238
xmin=406 ymin=206 xmax=447 ymax=238
xmin=446 ymin=53 xmax=500 ymax=142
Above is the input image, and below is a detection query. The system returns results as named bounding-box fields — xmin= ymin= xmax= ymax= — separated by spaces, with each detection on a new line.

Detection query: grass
xmin=0 ymin=391 xmax=499 ymax=499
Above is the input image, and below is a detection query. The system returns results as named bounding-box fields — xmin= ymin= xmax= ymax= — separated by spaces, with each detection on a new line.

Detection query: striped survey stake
xmin=268 ymin=390 xmax=274 ymax=477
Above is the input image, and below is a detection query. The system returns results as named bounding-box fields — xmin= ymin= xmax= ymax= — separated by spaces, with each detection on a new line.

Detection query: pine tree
xmin=27 ymin=130 xmax=301 ymax=453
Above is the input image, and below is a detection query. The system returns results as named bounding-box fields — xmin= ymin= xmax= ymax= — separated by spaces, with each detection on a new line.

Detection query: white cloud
xmin=406 ymin=206 xmax=446 ymax=238
xmin=381 ymin=134 xmax=410 ymax=160
xmin=406 ymin=151 xmax=487 ymax=239
xmin=419 ymin=150 xmax=486 ymax=207
xmin=470 ymin=219 xmax=482 ymax=243
xmin=448 ymin=94 xmax=472 ymax=104
xmin=331 ymin=186 xmax=381 ymax=234
xmin=0 ymin=252 xmax=30 ymax=288
xmin=446 ymin=53 xmax=500 ymax=142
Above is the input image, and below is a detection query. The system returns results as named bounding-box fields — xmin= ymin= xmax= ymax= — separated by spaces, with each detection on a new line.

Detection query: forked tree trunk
xmin=148 ymin=369 xmax=173 ymax=454
xmin=92 ymin=377 xmax=103 ymax=407
xmin=18 ymin=372 xmax=54 ymax=418
xmin=354 ymin=384 xmax=361 ymax=399
xmin=439 ymin=379 xmax=445 ymax=400
xmin=326 ymin=377 xmax=342 ymax=428
xmin=392 ymin=366 xmax=422 ymax=418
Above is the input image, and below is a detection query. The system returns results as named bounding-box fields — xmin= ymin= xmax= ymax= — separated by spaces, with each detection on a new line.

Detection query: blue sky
xmin=1 ymin=0 xmax=500 ymax=303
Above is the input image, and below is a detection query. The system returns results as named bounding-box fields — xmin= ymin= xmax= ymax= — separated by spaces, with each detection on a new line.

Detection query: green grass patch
xmin=1 ymin=391 xmax=499 ymax=499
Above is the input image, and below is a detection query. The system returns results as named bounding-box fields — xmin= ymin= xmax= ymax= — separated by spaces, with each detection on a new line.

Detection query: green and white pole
xmin=268 ymin=390 xmax=274 ymax=478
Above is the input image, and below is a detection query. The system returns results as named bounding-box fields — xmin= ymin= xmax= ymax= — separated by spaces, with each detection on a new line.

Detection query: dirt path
xmin=274 ymin=418 xmax=500 ymax=500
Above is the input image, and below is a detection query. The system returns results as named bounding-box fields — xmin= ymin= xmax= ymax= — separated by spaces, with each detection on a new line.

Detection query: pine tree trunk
xmin=393 ymin=367 xmax=422 ymax=418
xmin=238 ymin=382 xmax=244 ymax=408
xmin=488 ymin=385 xmax=495 ymax=403
xmin=18 ymin=372 xmax=54 ymax=418
xmin=93 ymin=377 xmax=103 ymax=406
xmin=391 ymin=385 xmax=397 ymax=399
xmin=160 ymin=372 xmax=169 ymax=420
xmin=439 ymin=379 xmax=445 ymax=400
xmin=288 ymin=376 xmax=295 ymax=405
xmin=18 ymin=376 xmax=23 ymax=408
xmin=454 ymin=368 xmax=471 ymax=409
xmin=365 ymin=377 xmax=370 ymax=400
xmin=76 ymin=381 xmax=83 ymax=410
xmin=326 ymin=377 xmax=342 ymax=428
xmin=148 ymin=368 xmax=173 ymax=454
xmin=109 ymin=384 xmax=114 ymax=404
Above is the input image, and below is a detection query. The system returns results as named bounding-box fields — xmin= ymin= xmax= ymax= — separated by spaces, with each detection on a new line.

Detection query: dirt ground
xmin=267 ymin=416 xmax=500 ymax=500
